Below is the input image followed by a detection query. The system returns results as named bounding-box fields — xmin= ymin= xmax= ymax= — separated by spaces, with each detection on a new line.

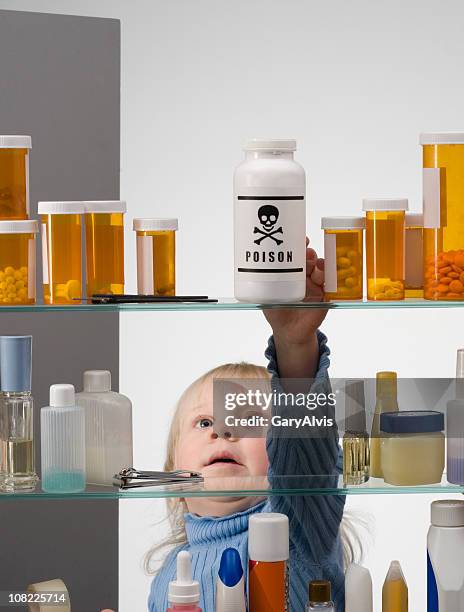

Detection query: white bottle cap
xmin=384 ymin=560 xmax=407 ymax=584
xmin=50 ymin=384 xmax=75 ymax=408
xmin=168 ymin=551 xmax=200 ymax=604
xmin=0 ymin=220 xmax=39 ymax=234
xmin=83 ymin=200 xmax=127 ymax=214
xmin=243 ymin=139 xmax=296 ymax=152
xmin=431 ymin=500 xmax=464 ymax=527
xmin=83 ymin=370 xmax=112 ymax=393
xmin=345 ymin=563 xmax=373 ymax=612
xmin=38 ymin=201 xmax=85 ymax=215
xmin=0 ymin=135 xmax=32 ymax=148
xmin=420 ymin=132 xmax=464 ymax=145
xmin=133 ymin=218 xmax=178 ymax=231
xmin=362 ymin=198 xmax=409 ymax=212
xmin=321 ymin=216 xmax=365 ymax=230
xmin=248 ymin=513 xmax=289 ymax=562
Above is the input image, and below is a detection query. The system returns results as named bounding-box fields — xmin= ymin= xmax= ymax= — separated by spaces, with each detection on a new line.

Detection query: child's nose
xmin=211 ymin=428 xmax=239 ymax=441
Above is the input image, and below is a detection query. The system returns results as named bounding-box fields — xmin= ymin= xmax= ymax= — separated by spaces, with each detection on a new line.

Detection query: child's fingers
xmin=306 ymin=247 xmax=317 ymax=263
xmin=310 ymin=258 xmax=324 ymax=286
xmin=305 ymin=279 xmax=324 ymax=301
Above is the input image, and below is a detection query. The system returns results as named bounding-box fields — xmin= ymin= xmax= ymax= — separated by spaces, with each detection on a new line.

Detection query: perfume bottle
xmin=370 ymin=371 xmax=399 ymax=478
xmin=305 ymin=580 xmax=335 ymax=611
xmin=0 ymin=335 xmax=38 ymax=492
xmin=343 ymin=379 xmax=370 ymax=485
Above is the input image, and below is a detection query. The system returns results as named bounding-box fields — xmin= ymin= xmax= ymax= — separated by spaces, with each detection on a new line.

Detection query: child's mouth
xmin=205 ymin=453 xmax=243 ymax=468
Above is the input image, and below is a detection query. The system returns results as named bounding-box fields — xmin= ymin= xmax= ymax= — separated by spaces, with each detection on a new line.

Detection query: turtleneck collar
xmin=184 ymin=500 xmax=267 ymax=546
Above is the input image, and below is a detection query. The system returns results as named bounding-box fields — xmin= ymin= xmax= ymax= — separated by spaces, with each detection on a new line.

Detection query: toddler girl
xmin=143 ymin=243 xmax=355 ymax=611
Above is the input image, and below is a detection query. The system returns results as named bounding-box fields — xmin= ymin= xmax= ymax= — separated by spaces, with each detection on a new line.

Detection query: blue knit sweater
xmin=148 ymin=331 xmax=345 ymax=611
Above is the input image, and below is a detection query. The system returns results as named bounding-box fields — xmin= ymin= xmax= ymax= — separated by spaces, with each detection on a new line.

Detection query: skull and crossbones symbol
xmin=253 ymin=205 xmax=283 ymax=245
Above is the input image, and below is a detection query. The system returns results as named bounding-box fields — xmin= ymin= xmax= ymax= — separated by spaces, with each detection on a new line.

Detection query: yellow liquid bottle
xmin=382 ymin=561 xmax=408 ymax=611
xmin=370 ymin=371 xmax=399 ymax=478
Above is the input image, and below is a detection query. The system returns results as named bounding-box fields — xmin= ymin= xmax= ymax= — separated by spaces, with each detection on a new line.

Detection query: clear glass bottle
xmin=305 ymin=580 xmax=335 ymax=611
xmin=0 ymin=335 xmax=38 ymax=492
xmin=370 ymin=371 xmax=399 ymax=478
xmin=343 ymin=379 xmax=370 ymax=485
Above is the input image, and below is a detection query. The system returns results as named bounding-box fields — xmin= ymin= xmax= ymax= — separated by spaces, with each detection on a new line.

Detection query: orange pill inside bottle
xmin=422 ymin=133 xmax=464 ymax=301
xmin=363 ymin=199 xmax=408 ymax=301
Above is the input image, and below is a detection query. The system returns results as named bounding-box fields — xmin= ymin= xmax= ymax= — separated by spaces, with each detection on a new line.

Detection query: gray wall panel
xmin=0 ymin=9 xmax=120 ymax=611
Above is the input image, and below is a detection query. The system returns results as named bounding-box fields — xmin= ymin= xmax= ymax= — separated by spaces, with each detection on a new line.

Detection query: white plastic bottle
xmin=345 ymin=563 xmax=373 ymax=612
xmin=427 ymin=499 xmax=464 ymax=610
xmin=234 ymin=139 xmax=306 ymax=303
xmin=76 ymin=370 xmax=133 ymax=485
xmin=41 ymin=384 xmax=85 ymax=493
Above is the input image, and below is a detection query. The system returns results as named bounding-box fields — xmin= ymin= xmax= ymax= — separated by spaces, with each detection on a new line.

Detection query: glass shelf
xmin=1 ymin=298 xmax=464 ymax=313
xmin=2 ymin=476 xmax=463 ymax=500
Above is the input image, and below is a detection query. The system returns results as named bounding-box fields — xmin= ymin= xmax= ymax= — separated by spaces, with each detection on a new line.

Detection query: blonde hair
xmin=144 ymin=362 xmax=368 ymax=574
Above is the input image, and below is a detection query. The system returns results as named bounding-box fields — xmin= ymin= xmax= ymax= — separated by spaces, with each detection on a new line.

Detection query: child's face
xmin=175 ymin=380 xmax=269 ymax=480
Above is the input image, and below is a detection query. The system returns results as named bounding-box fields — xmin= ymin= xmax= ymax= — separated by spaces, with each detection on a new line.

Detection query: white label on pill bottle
xmin=423 ymin=168 xmax=441 ymax=229
xmin=324 ymin=233 xmax=337 ymax=293
xmin=25 ymin=152 xmax=30 ymax=216
xmin=137 ymin=235 xmax=154 ymax=294
xmin=41 ymin=223 xmax=49 ymax=285
xmin=234 ymin=197 xmax=306 ymax=279
xmin=28 ymin=237 xmax=36 ymax=299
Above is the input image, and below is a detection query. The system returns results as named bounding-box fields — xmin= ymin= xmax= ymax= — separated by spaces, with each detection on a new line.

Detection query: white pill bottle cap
xmin=248 ymin=513 xmax=289 ymax=562
xmin=431 ymin=500 xmax=464 ymax=527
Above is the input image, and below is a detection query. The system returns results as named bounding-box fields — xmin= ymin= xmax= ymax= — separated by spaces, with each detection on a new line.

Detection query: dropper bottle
xmin=382 ymin=561 xmax=408 ymax=611
xmin=305 ymin=580 xmax=334 ymax=611
xmin=370 ymin=372 xmax=399 ymax=478
xmin=446 ymin=349 xmax=464 ymax=484
xmin=343 ymin=379 xmax=370 ymax=485
xmin=167 ymin=551 xmax=202 ymax=612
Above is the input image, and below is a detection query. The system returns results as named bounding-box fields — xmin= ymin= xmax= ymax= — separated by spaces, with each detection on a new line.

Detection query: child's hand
xmin=263 ymin=238 xmax=328 ymax=379
xmin=264 ymin=238 xmax=327 ymax=340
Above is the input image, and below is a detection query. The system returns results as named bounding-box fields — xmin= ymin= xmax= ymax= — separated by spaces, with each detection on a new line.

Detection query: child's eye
xmin=196 ymin=417 xmax=214 ymax=429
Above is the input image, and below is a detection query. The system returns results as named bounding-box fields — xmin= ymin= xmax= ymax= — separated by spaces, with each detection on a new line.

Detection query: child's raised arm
xmin=263 ymin=242 xmax=346 ymax=608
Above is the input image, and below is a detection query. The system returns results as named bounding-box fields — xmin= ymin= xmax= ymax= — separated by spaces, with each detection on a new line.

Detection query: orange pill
xmin=437 ymin=259 xmax=448 ymax=269
xmin=438 ymin=284 xmax=450 ymax=293
xmin=440 ymin=277 xmax=452 ymax=285
xmin=444 ymin=253 xmax=456 ymax=264
xmin=440 ymin=266 xmax=452 ymax=275
xmin=449 ymin=280 xmax=464 ymax=293
xmin=460 ymin=272 xmax=464 ymax=285
xmin=448 ymin=293 xmax=462 ymax=298
xmin=456 ymin=254 xmax=464 ymax=268
xmin=448 ymin=272 xmax=459 ymax=279
xmin=452 ymin=264 xmax=463 ymax=274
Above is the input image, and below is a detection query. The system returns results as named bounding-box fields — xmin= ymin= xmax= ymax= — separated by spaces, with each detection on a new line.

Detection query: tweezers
xmin=113 ymin=467 xmax=204 ymax=490
xmin=90 ymin=294 xmax=218 ymax=304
